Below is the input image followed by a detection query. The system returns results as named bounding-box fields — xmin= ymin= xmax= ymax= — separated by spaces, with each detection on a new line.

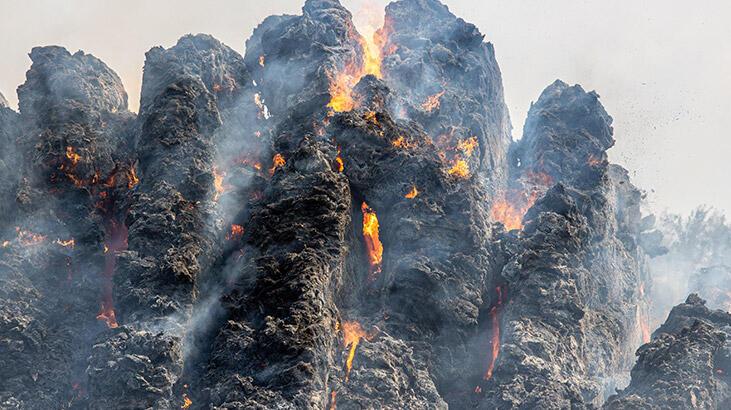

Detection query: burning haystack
xmin=0 ymin=0 xmax=728 ymax=409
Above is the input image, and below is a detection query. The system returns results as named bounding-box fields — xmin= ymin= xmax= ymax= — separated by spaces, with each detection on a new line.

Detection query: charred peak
xmin=140 ymin=34 xmax=249 ymax=116
xmin=18 ymin=46 xmax=129 ymax=120
xmin=514 ymin=80 xmax=614 ymax=183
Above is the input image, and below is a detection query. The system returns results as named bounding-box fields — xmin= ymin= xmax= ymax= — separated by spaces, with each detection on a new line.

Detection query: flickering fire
xmin=361 ymin=202 xmax=383 ymax=280
xmin=269 ymin=153 xmax=285 ymax=176
xmin=342 ymin=320 xmax=374 ymax=382
xmin=637 ymin=305 xmax=651 ymax=344
xmin=483 ymin=287 xmax=504 ymax=380
xmin=16 ymin=227 xmax=46 ymax=246
xmin=476 ymin=286 xmax=505 ymax=391
xmin=405 ymin=185 xmax=419 ymax=199
xmin=213 ymin=167 xmax=226 ymax=201
xmin=447 ymin=159 xmax=470 ymax=179
xmin=182 ymin=393 xmax=192 ymax=409
xmin=258 ymin=55 xmax=265 ymax=67
xmin=327 ymin=6 xmax=386 ymax=112
xmin=421 ymin=90 xmax=445 ymax=112
xmin=457 ymin=136 xmax=479 ymax=157
xmin=55 ymin=238 xmax=75 ymax=248
xmin=65 ymin=146 xmax=81 ymax=166
xmin=490 ymin=191 xmax=539 ymax=231
xmin=97 ymin=219 xmax=127 ymax=329
xmin=226 ymin=224 xmax=245 ymax=241
xmin=126 ymin=165 xmax=139 ymax=189
xmin=334 ymin=147 xmax=344 ymax=172
xmin=391 ymin=135 xmax=412 ymax=149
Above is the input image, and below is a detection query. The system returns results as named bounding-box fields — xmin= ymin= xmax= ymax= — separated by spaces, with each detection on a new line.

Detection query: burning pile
xmin=0 ymin=1 xmax=723 ymax=409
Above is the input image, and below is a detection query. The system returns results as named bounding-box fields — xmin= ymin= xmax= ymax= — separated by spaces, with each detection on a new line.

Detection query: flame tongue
xmin=341 ymin=320 xmax=373 ymax=382
xmin=97 ymin=218 xmax=127 ymax=329
xmin=361 ymin=202 xmax=383 ymax=280
xmin=475 ymin=286 xmax=506 ymax=393
xmin=327 ymin=6 xmax=386 ymax=112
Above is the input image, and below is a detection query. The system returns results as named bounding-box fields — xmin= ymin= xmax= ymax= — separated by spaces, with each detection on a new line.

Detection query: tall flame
xmin=342 ymin=320 xmax=373 ymax=382
xmin=475 ymin=286 xmax=505 ymax=394
xmin=361 ymin=202 xmax=383 ymax=280
xmin=97 ymin=219 xmax=127 ymax=329
xmin=327 ymin=5 xmax=386 ymax=112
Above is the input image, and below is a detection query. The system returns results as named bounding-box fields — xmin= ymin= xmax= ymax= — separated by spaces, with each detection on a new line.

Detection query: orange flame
xmin=447 ymin=159 xmax=470 ymax=179
xmin=226 ymin=224 xmax=245 ymax=241
xmin=213 ymin=167 xmax=227 ymax=201
xmin=126 ymin=165 xmax=139 ymax=189
xmin=327 ymin=6 xmax=386 ymax=112
xmin=361 ymin=202 xmax=383 ymax=280
xmin=334 ymin=147 xmax=344 ymax=172
xmin=391 ymin=135 xmax=413 ymax=149
xmin=490 ymin=191 xmax=539 ymax=231
xmin=421 ymin=90 xmax=445 ymax=112
xmin=342 ymin=320 xmax=374 ymax=382
xmin=405 ymin=185 xmax=419 ymax=199
xmin=258 ymin=55 xmax=265 ymax=67
xmin=182 ymin=393 xmax=192 ymax=409
xmin=457 ymin=136 xmax=479 ymax=157
xmin=65 ymin=146 xmax=81 ymax=166
xmin=269 ymin=153 xmax=285 ymax=176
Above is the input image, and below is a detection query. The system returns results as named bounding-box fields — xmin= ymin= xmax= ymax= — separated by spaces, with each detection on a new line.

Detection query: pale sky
xmin=1 ymin=0 xmax=729 ymax=216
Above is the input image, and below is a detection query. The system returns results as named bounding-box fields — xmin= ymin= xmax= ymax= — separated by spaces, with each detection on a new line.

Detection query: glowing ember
xmin=637 ymin=304 xmax=651 ymax=344
xmin=55 ymin=238 xmax=75 ymax=248
xmin=447 ymin=159 xmax=470 ymax=179
xmin=587 ymin=154 xmax=603 ymax=167
xmin=16 ymin=227 xmax=46 ymax=246
xmin=334 ymin=147 xmax=344 ymax=172
xmin=126 ymin=165 xmax=139 ymax=189
xmin=341 ymin=320 xmax=375 ymax=382
xmin=269 ymin=153 xmax=286 ymax=176
xmin=405 ymin=185 xmax=419 ymax=199
xmin=421 ymin=90 xmax=445 ymax=112
xmin=490 ymin=191 xmax=539 ymax=231
xmin=182 ymin=393 xmax=192 ymax=409
xmin=361 ymin=202 xmax=383 ymax=280
xmin=226 ymin=224 xmax=245 ymax=241
xmin=258 ymin=55 xmax=265 ymax=67
xmin=97 ymin=219 xmax=127 ymax=329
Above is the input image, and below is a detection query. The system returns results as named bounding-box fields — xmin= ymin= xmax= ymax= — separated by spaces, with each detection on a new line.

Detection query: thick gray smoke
xmin=648 ymin=207 xmax=731 ymax=326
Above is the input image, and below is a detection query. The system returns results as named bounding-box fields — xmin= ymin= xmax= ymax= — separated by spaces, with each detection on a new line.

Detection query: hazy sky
xmin=1 ymin=0 xmax=729 ymax=216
